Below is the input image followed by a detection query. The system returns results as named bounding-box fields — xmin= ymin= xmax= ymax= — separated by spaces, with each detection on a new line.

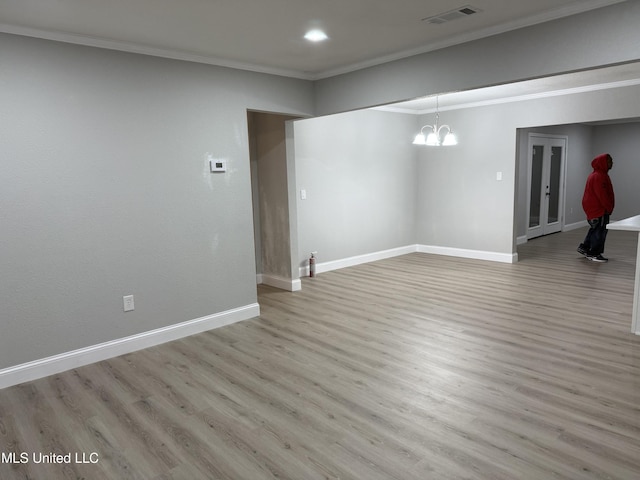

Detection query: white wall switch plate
xmin=123 ymin=295 xmax=135 ymax=312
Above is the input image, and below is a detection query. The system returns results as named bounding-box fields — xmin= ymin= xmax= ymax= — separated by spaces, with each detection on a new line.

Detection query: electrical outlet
xmin=123 ymin=295 xmax=135 ymax=312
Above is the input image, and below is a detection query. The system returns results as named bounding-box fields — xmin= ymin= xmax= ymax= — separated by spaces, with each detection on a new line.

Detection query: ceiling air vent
xmin=422 ymin=5 xmax=482 ymax=24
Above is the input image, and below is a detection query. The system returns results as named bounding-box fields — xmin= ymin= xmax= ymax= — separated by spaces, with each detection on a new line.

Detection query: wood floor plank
xmin=1 ymin=227 xmax=639 ymax=479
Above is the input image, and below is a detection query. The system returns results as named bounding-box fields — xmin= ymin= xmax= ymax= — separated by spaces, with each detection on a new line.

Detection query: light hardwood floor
xmin=1 ymin=228 xmax=640 ymax=479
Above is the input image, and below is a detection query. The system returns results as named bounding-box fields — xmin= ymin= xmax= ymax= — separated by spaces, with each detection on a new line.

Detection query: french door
xmin=527 ymin=134 xmax=567 ymax=239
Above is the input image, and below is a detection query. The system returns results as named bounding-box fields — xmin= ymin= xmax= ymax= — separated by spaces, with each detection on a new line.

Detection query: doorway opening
xmin=247 ymin=110 xmax=302 ymax=292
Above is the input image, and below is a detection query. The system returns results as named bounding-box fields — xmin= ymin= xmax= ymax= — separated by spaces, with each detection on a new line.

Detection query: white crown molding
xmin=374 ymin=77 xmax=640 ymax=115
xmin=372 ymin=105 xmax=423 ymax=115
xmin=313 ymin=0 xmax=627 ymax=80
xmin=436 ymin=78 xmax=640 ymax=113
xmin=0 ymin=23 xmax=317 ymax=81
xmin=0 ymin=0 xmax=626 ymax=81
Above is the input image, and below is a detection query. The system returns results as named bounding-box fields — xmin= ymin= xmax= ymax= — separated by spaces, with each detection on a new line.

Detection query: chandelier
xmin=412 ymin=96 xmax=457 ymax=146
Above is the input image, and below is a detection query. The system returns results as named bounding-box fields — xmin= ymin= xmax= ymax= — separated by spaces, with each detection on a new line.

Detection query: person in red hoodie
xmin=577 ymin=153 xmax=615 ymax=262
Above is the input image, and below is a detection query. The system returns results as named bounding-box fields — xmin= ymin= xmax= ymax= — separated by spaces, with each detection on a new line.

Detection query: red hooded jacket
xmin=582 ymin=153 xmax=615 ymax=220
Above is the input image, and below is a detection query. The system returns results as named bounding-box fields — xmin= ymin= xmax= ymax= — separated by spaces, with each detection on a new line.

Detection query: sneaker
xmin=577 ymin=245 xmax=588 ymax=256
xmin=588 ymin=254 xmax=608 ymax=263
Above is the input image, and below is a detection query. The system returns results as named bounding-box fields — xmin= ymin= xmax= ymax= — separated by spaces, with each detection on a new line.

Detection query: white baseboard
xmin=298 ymin=245 xmax=418 ymax=277
xmin=520 ymin=220 xmax=586 ymax=241
xmin=417 ymin=244 xmax=518 ymax=264
xmin=260 ymin=274 xmax=301 ymax=292
xmin=298 ymin=243 xmax=517 ymax=278
xmin=0 ymin=303 xmax=260 ymax=390
xmin=564 ymin=220 xmax=588 ymax=231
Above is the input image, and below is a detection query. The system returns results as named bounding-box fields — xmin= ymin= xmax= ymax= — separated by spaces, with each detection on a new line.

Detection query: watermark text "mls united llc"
xmin=1 ymin=451 xmax=99 ymax=464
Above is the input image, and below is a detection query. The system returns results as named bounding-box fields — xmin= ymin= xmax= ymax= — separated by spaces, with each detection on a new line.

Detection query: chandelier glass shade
xmin=412 ymin=96 xmax=457 ymax=146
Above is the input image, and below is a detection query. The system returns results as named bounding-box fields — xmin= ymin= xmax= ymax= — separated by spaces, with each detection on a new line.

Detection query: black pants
xmin=582 ymin=214 xmax=609 ymax=256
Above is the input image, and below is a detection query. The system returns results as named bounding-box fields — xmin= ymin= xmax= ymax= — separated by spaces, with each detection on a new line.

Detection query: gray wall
xmin=314 ymin=1 xmax=640 ymax=115
xmin=291 ymin=82 xmax=640 ymax=265
xmin=414 ymin=106 xmax=520 ymax=254
xmin=414 ymin=106 xmax=517 ymax=254
xmin=4 ymin=0 xmax=640 ymax=373
xmin=414 ymin=84 xmax=640 ymax=255
xmin=0 ymin=34 xmax=313 ymax=369
xmin=293 ymin=109 xmax=418 ymax=269
xmin=593 ymin=122 xmax=640 ymax=220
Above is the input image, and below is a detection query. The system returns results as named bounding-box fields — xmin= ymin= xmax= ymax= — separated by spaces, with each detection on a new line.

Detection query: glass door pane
xmin=529 ymin=145 xmax=543 ymax=228
xmin=547 ymin=146 xmax=562 ymax=224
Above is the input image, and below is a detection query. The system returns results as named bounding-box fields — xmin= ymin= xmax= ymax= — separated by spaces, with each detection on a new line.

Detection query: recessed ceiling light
xmin=304 ymin=29 xmax=328 ymax=42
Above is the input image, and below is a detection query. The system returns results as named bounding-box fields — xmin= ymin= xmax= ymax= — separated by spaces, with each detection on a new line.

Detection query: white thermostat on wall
xmin=209 ymin=157 xmax=227 ymax=173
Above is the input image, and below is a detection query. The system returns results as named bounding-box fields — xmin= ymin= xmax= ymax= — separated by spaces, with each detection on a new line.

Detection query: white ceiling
xmin=2 ymin=0 xmax=638 ymax=119
xmin=0 ymin=0 xmax=628 ymax=80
